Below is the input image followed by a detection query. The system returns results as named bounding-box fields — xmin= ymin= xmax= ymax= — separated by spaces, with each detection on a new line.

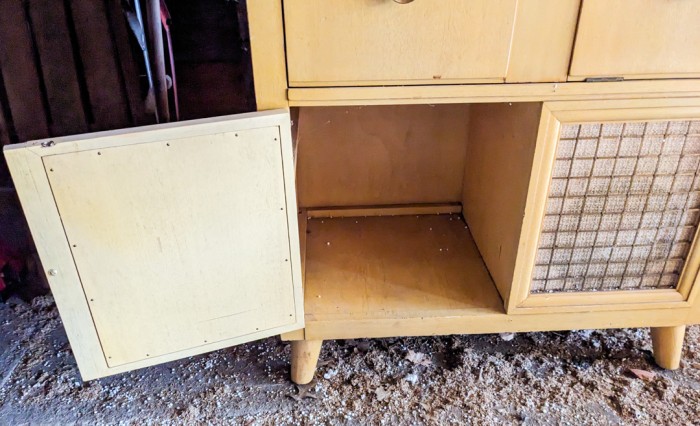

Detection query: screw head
xmin=47 ymin=269 xmax=58 ymax=276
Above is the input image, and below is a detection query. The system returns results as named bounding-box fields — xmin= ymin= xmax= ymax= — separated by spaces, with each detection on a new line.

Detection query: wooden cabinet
xmin=8 ymin=99 xmax=700 ymax=382
xmin=5 ymin=0 xmax=700 ymax=385
xmin=283 ymin=0 xmax=579 ymax=86
xmin=570 ymin=0 xmax=700 ymax=80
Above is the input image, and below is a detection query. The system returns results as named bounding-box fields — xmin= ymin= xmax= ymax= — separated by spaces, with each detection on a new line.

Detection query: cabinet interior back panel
xmin=44 ymin=127 xmax=297 ymax=366
xmin=533 ymin=120 xmax=700 ymax=293
xmin=296 ymin=105 xmax=470 ymax=208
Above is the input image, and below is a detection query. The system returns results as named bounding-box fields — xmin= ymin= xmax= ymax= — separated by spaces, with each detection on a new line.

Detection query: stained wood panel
xmin=0 ymin=0 xmax=150 ymax=144
xmin=70 ymin=0 xmax=129 ymax=131
xmin=0 ymin=0 xmax=50 ymax=142
xmin=462 ymin=103 xmax=543 ymax=306
xmin=304 ymin=214 xmax=502 ymax=321
xmin=296 ymin=105 xmax=471 ymax=208
xmin=28 ymin=0 xmax=87 ymax=136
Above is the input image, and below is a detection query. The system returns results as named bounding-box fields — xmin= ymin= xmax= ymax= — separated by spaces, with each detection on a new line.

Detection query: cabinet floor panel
xmin=303 ymin=214 xmax=504 ymax=325
xmin=299 ymin=211 xmax=696 ymax=341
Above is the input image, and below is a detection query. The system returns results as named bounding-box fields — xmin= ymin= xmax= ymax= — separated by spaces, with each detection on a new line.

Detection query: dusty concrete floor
xmin=0 ymin=295 xmax=699 ymax=425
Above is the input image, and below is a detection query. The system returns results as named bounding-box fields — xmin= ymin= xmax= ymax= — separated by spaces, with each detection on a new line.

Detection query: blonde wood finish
xmin=283 ymin=0 xmax=517 ymax=86
xmin=4 ymin=111 xmax=304 ymax=379
xmin=510 ymin=99 xmax=700 ymax=313
xmin=300 ymin=207 xmax=700 ymax=341
xmin=462 ymin=103 xmax=543 ymax=307
xmin=281 ymin=210 xmax=309 ymax=342
xmin=247 ymin=0 xmax=288 ymax=109
xmin=296 ymin=105 xmax=471 ymax=208
xmin=305 ymin=306 xmax=698 ymax=341
xmin=509 ymin=104 xmax=564 ymax=313
xmin=650 ymin=326 xmax=686 ymax=370
xmin=288 ymin=80 xmax=700 ymax=107
xmin=506 ymin=0 xmax=580 ymax=83
xmin=303 ymin=214 xmax=503 ymax=322
xmin=570 ymin=0 xmax=700 ymax=80
xmin=280 ymin=329 xmax=305 ymax=342
xmin=291 ymin=340 xmax=323 ymax=385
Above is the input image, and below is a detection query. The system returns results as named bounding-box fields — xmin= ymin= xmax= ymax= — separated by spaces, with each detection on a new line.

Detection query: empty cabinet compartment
xmin=292 ymin=100 xmax=700 ymax=341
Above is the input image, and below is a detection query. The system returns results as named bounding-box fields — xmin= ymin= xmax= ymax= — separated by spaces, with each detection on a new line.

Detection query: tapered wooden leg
xmin=650 ymin=325 xmax=686 ymax=370
xmin=291 ymin=340 xmax=323 ymax=384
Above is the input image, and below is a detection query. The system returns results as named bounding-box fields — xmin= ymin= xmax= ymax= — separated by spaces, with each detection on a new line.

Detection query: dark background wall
xmin=0 ymin=0 xmax=255 ymax=298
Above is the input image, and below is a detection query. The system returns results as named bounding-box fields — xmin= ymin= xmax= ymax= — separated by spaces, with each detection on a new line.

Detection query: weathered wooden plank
xmin=69 ymin=0 xmax=129 ymax=131
xmin=28 ymin=0 xmax=87 ymax=136
xmin=106 ymin=0 xmax=150 ymax=125
xmin=0 ymin=83 xmax=10 ymax=183
xmin=0 ymin=76 xmax=11 ymax=146
xmin=0 ymin=0 xmax=50 ymax=141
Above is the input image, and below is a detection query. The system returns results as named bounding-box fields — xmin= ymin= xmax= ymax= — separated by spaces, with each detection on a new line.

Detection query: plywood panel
xmin=296 ymin=105 xmax=470 ymax=208
xmin=284 ymin=0 xmax=517 ymax=86
xmin=506 ymin=0 xmax=580 ymax=83
xmin=462 ymin=103 xmax=543 ymax=306
xmin=304 ymin=214 xmax=502 ymax=322
xmin=5 ymin=110 xmax=303 ymax=379
xmin=570 ymin=0 xmax=700 ymax=79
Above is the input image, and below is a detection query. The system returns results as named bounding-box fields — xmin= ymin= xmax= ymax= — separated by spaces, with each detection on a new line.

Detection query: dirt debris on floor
xmin=0 ymin=295 xmax=698 ymax=425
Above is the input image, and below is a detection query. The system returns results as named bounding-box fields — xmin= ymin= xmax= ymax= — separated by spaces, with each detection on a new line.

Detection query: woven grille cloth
xmin=532 ymin=120 xmax=700 ymax=293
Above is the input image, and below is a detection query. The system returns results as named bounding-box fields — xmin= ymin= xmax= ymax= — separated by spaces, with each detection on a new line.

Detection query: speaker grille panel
xmin=532 ymin=120 xmax=700 ymax=293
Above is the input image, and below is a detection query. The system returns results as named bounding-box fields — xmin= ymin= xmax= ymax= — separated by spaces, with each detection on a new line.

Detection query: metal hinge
xmin=584 ymin=76 xmax=625 ymax=82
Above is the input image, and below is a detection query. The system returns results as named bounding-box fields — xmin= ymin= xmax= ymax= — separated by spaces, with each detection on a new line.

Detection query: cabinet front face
xmin=4 ymin=111 xmax=304 ymax=379
xmin=570 ymin=0 xmax=700 ymax=80
xmin=284 ymin=0 xmax=518 ymax=87
xmin=511 ymin=100 xmax=700 ymax=313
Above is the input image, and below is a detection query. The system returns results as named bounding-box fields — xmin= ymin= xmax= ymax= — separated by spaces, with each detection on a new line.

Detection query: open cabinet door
xmin=3 ymin=110 xmax=303 ymax=380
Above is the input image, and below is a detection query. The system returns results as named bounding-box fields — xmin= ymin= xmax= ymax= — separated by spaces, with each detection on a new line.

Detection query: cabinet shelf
xmin=302 ymin=212 xmax=505 ymax=339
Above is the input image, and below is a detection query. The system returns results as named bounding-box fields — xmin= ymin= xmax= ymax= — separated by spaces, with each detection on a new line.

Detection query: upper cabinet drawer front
xmin=570 ymin=0 xmax=700 ymax=80
xmin=284 ymin=0 xmax=518 ymax=87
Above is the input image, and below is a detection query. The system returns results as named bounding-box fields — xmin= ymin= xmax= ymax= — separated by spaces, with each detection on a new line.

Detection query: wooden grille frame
xmin=508 ymin=98 xmax=700 ymax=314
xmin=533 ymin=120 xmax=700 ymax=293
